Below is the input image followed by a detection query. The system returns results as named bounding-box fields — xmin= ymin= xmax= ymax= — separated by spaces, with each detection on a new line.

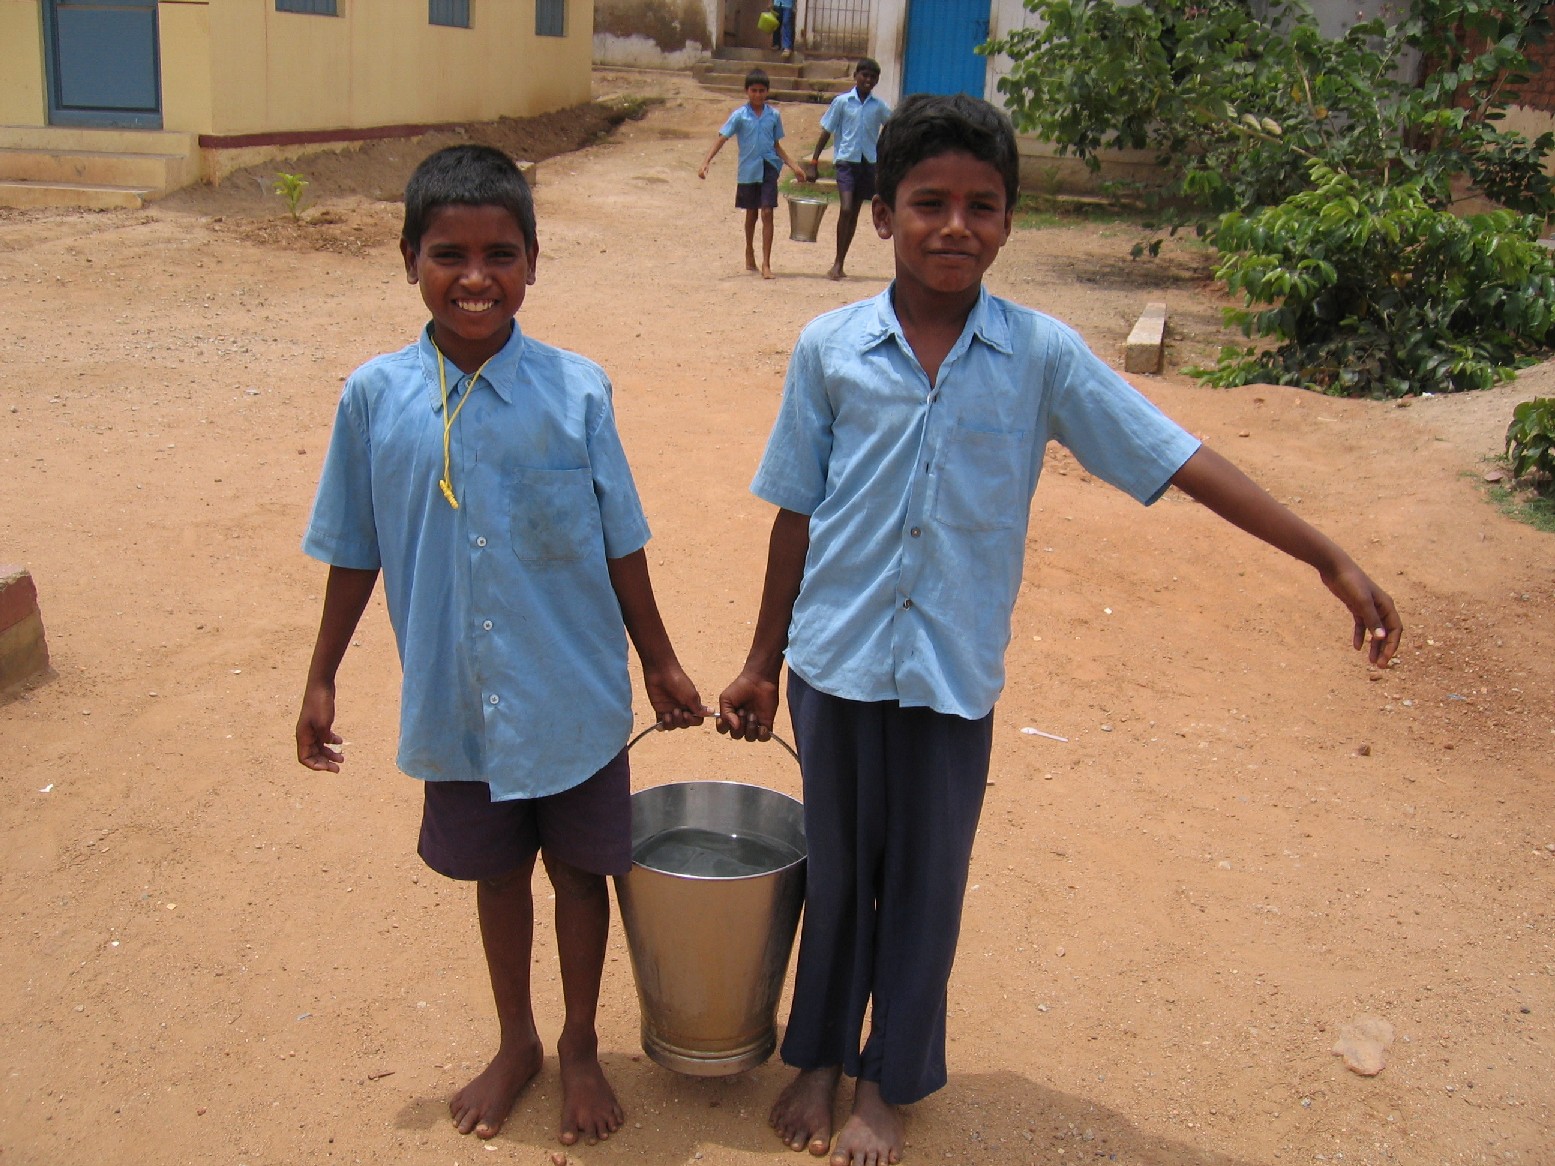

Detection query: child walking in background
xmin=699 ymin=69 xmax=807 ymax=279
xmin=295 ymin=145 xmax=707 ymax=1148
xmin=809 ymin=58 xmax=891 ymax=280
xmin=718 ymin=95 xmax=1402 ymax=1166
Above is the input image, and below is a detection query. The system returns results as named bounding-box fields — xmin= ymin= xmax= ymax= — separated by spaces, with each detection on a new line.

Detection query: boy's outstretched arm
xmin=719 ymin=508 xmax=810 ymax=742
xmin=297 ymin=564 xmax=379 ymax=771
xmin=698 ymin=135 xmax=729 ymax=180
xmin=607 ymin=549 xmax=710 ymax=730
xmin=1169 ymin=446 xmax=1402 ymax=666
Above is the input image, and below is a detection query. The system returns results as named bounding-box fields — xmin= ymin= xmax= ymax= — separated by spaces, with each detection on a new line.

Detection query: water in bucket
xmin=634 ymin=825 xmax=803 ymax=879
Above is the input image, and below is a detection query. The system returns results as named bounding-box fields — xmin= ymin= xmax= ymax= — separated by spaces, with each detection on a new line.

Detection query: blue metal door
xmin=43 ymin=0 xmax=162 ymax=128
xmin=901 ymin=0 xmax=990 ymax=97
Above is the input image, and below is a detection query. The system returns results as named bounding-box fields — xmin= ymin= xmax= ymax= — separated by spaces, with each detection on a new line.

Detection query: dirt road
xmin=2 ymin=68 xmax=1552 ymax=1166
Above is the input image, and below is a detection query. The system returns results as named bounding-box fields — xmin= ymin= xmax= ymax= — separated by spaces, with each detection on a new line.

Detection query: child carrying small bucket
xmin=295 ymin=145 xmax=708 ymax=1148
xmin=699 ymin=68 xmax=808 ymax=278
xmin=717 ymin=94 xmax=1402 ymax=1166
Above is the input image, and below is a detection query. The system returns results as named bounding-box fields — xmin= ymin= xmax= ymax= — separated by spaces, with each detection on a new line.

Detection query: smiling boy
xmin=718 ymin=95 xmax=1401 ymax=1166
xmin=296 ymin=144 xmax=707 ymax=1147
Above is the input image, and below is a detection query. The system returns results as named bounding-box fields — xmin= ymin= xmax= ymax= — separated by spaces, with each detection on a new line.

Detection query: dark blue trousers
xmin=780 ymin=673 xmax=994 ymax=1104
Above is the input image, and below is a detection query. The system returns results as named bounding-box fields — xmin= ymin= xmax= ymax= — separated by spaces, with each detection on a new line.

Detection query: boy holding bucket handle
xmin=809 ymin=59 xmax=891 ymax=281
xmin=717 ymin=95 xmax=1401 ymax=1166
xmin=699 ymin=69 xmax=808 ymax=279
xmin=295 ymin=145 xmax=708 ymax=1147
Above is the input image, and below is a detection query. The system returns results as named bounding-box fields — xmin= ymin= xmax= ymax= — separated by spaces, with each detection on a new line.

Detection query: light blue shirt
xmin=719 ymin=103 xmax=786 ymax=185
xmin=303 ymin=323 xmax=652 ymax=800
xmin=820 ymin=89 xmax=892 ymax=164
xmin=751 ymin=286 xmax=1201 ymax=720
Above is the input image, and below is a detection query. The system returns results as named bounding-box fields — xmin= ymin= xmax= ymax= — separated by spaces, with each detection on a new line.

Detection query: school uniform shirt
xmin=819 ymin=88 xmax=892 ymax=163
xmin=719 ymin=103 xmax=787 ymax=184
xmin=751 ymin=285 xmax=1202 ymax=720
xmin=303 ymin=322 xmax=652 ymax=801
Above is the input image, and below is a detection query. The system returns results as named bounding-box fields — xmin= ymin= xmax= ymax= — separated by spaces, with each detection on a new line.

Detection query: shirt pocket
xmin=931 ymin=424 xmax=1030 ymax=532
xmin=506 ymin=466 xmax=602 ymax=563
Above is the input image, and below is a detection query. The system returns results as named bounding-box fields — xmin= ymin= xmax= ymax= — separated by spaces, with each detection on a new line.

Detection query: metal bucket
xmin=615 ymin=779 xmax=806 ymax=1076
xmin=786 ymin=194 xmax=828 ymax=243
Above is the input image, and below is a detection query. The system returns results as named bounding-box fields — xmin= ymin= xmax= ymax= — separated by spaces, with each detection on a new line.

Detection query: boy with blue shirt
xmin=699 ymin=69 xmax=807 ymax=279
xmin=809 ymin=59 xmax=891 ymax=280
xmin=717 ymin=95 xmax=1402 ymax=1166
xmin=296 ymin=145 xmax=707 ymax=1149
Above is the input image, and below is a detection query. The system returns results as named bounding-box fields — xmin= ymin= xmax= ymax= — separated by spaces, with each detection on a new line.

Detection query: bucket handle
xmin=628 ymin=719 xmax=800 ymax=765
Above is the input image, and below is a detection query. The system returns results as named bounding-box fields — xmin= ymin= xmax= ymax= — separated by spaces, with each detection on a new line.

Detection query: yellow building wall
xmin=0 ymin=0 xmax=592 ymax=135
xmin=201 ymin=0 xmax=594 ymax=137
xmin=0 ymin=0 xmax=47 ymax=125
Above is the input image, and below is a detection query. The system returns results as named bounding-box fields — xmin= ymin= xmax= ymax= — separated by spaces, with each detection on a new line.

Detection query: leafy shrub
xmin=1198 ymin=165 xmax=1555 ymax=396
xmin=986 ymin=0 xmax=1555 ymax=397
xmin=1506 ymin=397 xmax=1555 ymax=491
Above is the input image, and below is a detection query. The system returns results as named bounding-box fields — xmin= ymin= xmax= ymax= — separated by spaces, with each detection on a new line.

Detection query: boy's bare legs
xmin=452 ymin=860 xmax=545 ymax=1139
xmin=543 ymin=852 xmax=624 ymax=1145
xmin=744 ymin=208 xmax=760 ymax=272
xmin=771 ymin=1065 xmax=841 ymax=1156
xmin=828 ymin=195 xmax=861 ymax=281
xmin=760 ymin=206 xmax=776 ymax=278
xmin=831 ymin=1079 xmax=903 ymax=1166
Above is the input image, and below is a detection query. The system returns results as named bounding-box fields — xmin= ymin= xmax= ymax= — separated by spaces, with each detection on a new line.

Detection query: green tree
xmin=986 ymin=0 xmax=1555 ymax=396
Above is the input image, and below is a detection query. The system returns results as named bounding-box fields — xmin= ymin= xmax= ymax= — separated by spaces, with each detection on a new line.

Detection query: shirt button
xmin=482 ymin=620 xmax=493 ymax=631
xmin=488 ymin=694 xmax=499 ymax=705
xmin=902 ymin=598 xmax=913 ymax=610
xmin=910 ymin=527 xmax=921 ymax=538
xmin=475 ymin=536 xmax=487 ymax=547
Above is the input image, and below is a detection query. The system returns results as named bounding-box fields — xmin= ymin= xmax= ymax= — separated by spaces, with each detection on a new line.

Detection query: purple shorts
xmin=834 ymin=161 xmax=877 ymax=202
xmin=417 ymin=749 xmax=632 ymax=880
xmin=735 ymin=161 xmax=781 ymax=210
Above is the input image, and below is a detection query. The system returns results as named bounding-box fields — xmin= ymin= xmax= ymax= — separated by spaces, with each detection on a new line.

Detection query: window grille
xmin=804 ymin=0 xmax=870 ymax=56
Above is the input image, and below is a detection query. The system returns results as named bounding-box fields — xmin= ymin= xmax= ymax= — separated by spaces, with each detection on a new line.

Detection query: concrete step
xmin=0 ymin=145 xmax=193 ymax=189
xmin=0 ymin=178 xmax=152 ymax=209
xmin=0 ymin=126 xmax=198 ymax=209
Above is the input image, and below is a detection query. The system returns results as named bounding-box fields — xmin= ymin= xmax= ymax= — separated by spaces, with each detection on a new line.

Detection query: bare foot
xmin=450 ymin=1033 xmax=543 ymax=1139
xmin=556 ymin=1029 xmax=623 ymax=1146
xmin=830 ymin=1080 xmax=903 ymax=1166
xmin=827 ymin=264 xmax=845 ymax=281
xmin=746 ymin=251 xmax=759 ymax=272
xmin=762 ymin=264 xmax=774 ymax=280
xmin=770 ymin=1065 xmax=841 ymax=1156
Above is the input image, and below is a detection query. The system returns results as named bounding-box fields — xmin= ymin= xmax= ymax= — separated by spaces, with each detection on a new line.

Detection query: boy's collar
xmin=866 ymin=284 xmax=1014 ymax=355
xmin=417 ymin=320 xmax=526 ymax=410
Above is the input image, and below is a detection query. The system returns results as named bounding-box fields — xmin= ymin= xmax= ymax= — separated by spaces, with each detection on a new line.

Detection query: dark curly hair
xmin=875 ymin=93 xmax=1020 ymax=210
xmin=401 ymin=144 xmax=536 ymax=251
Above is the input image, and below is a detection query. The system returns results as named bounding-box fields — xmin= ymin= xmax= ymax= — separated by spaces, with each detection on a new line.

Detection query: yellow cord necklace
xmin=436 ymin=347 xmax=494 ymax=509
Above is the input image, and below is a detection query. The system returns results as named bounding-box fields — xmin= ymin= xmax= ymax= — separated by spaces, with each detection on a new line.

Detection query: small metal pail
xmin=785 ymin=194 xmax=828 ymax=243
xmin=615 ymin=777 xmax=806 ymax=1076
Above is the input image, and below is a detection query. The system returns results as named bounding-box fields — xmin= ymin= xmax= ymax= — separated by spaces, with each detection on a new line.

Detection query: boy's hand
xmin=297 ymin=681 xmax=345 ymax=771
xmin=645 ymin=664 xmax=711 ymax=731
xmin=717 ymin=670 xmax=780 ymax=743
xmin=1322 ymin=559 xmax=1403 ymax=667
xmin=698 ymin=163 xmax=710 ymax=180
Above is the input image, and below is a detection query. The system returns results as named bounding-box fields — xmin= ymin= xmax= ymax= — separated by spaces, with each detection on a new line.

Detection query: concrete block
xmin=0 ymin=567 xmax=50 ymax=693
xmin=1124 ymin=301 xmax=1167 ymax=374
xmin=0 ymin=565 xmax=39 ymax=633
